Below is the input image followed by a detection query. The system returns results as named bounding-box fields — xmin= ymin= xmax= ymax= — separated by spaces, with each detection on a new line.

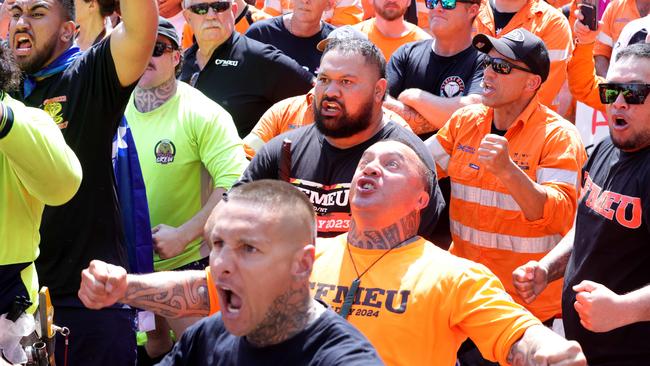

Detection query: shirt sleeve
xmin=205 ymin=267 xmax=221 ymax=315
xmin=536 ymin=13 xmax=572 ymax=108
xmin=447 ymin=261 xmax=542 ymax=365
xmin=387 ymin=45 xmax=409 ymax=98
xmin=429 ymin=110 xmax=462 ymax=179
xmin=568 ymin=43 xmax=607 ymax=114
xmin=0 ymin=100 xmax=82 ymax=206
xmin=195 ymin=104 xmax=249 ymax=189
xmin=528 ymin=124 xmax=587 ymax=234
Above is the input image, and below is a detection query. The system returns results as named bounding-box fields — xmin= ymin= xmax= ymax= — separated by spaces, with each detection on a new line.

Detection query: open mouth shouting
xmin=611 ymin=115 xmax=629 ymax=131
xmin=320 ymin=99 xmax=343 ymax=117
xmin=217 ymin=284 xmax=243 ymax=317
xmin=13 ymin=34 xmax=33 ymax=57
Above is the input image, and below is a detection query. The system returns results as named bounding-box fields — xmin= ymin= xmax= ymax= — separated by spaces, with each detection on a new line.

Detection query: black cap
xmin=472 ymin=28 xmax=550 ymax=83
xmin=157 ymin=16 xmax=180 ymax=49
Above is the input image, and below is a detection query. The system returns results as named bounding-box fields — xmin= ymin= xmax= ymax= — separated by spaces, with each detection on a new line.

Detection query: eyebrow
xmin=11 ymin=2 xmax=51 ymax=12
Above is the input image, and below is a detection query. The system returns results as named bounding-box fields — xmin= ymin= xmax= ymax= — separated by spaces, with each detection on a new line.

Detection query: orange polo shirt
xmin=474 ymin=0 xmax=573 ymax=110
xmin=595 ymin=0 xmax=643 ymax=59
xmin=353 ymin=18 xmax=432 ymax=60
xmin=430 ymin=96 xmax=586 ymax=321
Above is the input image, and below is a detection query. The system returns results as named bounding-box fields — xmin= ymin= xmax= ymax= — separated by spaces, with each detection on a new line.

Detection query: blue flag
xmin=112 ymin=117 xmax=154 ymax=274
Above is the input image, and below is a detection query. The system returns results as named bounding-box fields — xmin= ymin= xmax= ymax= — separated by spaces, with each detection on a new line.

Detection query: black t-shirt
xmin=245 ymin=16 xmax=334 ymax=75
xmin=236 ymin=122 xmax=445 ymax=241
xmin=180 ymin=32 xmax=314 ymax=136
xmin=157 ymin=307 xmax=383 ymax=366
xmin=490 ymin=0 xmax=517 ymax=35
xmin=563 ymin=137 xmax=650 ymax=366
xmin=387 ymin=40 xmax=486 ymax=101
xmin=18 ymin=39 xmax=135 ymax=298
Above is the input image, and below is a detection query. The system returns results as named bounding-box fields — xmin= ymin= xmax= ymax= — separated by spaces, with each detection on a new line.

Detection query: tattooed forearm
xmin=382 ymin=99 xmax=437 ymax=135
xmin=348 ymin=210 xmax=419 ymax=249
xmin=122 ymin=270 xmax=210 ymax=318
xmin=134 ymin=75 xmax=178 ymax=113
xmin=247 ymin=282 xmax=319 ymax=347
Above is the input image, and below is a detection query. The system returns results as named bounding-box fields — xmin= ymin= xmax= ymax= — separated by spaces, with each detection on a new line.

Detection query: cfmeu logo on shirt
xmin=214 ymin=59 xmax=239 ymax=67
xmin=154 ymin=139 xmax=176 ymax=164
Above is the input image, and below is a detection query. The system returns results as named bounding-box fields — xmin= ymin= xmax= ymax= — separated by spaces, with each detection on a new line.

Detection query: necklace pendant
xmin=339 ymin=278 xmax=360 ymax=319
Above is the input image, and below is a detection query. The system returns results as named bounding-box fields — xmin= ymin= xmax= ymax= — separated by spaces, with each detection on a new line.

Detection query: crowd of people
xmin=0 ymin=0 xmax=649 ymax=365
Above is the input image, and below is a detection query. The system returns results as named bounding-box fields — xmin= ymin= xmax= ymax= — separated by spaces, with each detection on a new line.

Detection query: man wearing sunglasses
xmin=6 ymin=0 xmax=158 ymax=365
xmin=474 ymin=0 xmax=571 ymax=112
xmin=427 ymin=27 xmax=586 ymax=364
xmin=514 ymin=43 xmax=650 ymax=365
xmin=179 ymin=0 xmax=314 ymax=137
xmin=123 ymin=17 xmax=248 ymax=361
xmin=244 ymin=0 xmax=335 ymax=75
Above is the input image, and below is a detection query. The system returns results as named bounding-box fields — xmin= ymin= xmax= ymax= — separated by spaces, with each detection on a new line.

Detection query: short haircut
xmin=0 ymin=43 xmax=20 ymax=92
xmin=226 ymin=180 xmax=316 ymax=243
xmin=323 ymin=38 xmax=386 ymax=79
xmin=381 ymin=138 xmax=433 ymax=197
xmin=616 ymin=43 xmax=650 ymax=62
xmin=57 ymin=0 xmax=75 ymax=21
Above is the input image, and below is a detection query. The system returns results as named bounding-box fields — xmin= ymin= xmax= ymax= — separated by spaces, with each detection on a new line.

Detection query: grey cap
xmin=158 ymin=16 xmax=180 ymax=49
xmin=316 ymin=25 xmax=368 ymax=52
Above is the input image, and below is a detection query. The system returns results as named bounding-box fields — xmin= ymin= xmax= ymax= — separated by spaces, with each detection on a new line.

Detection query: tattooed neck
xmin=134 ymin=76 xmax=177 ymax=113
xmin=348 ymin=210 xmax=420 ymax=250
xmin=246 ymin=284 xmax=322 ymax=348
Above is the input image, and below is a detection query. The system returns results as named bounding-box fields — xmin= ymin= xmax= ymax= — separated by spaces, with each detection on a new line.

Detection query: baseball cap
xmin=316 ymin=25 xmax=368 ymax=52
xmin=472 ymin=28 xmax=550 ymax=82
xmin=157 ymin=16 xmax=180 ymax=49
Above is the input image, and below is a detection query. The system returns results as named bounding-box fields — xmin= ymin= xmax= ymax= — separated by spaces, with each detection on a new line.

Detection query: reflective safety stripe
xmin=597 ymin=33 xmax=614 ymax=47
xmin=243 ymin=133 xmax=266 ymax=153
xmin=451 ymin=182 xmax=521 ymax=211
xmin=536 ymin=168 xmax=578 ymax=186
xmin=451 ymin=220 xmax=562 ymax=253
xmin=429 ymin=138 xmax=450 ymax=172
xmin=548 ymin=49 xmax=569 ymax=62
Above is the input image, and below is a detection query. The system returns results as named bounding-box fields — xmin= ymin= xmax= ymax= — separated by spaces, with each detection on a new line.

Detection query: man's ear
xmin=61 ymin=20 xmax=76 ymax=43
xmin=292 ymin=244 xmax=315 ymax=279
xmin=526 ymin=74 xmax=542 ymax=92
xmin=375 ymin=78 xmax=387 ymax=103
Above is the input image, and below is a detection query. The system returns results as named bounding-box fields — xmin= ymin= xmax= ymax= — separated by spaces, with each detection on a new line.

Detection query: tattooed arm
xmin=512 ymin=226 xmax=574 ymax=304
xmin=507 ymin=325 xmax=585 ymax=365
xmin=78 ymin=260 xmax=210 ymax=318
xmin=382 ymin=97 xmax=439 ymax=136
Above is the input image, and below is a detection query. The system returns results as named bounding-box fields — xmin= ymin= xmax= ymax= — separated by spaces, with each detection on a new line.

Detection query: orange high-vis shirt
xmin=263 ymin=0 xmax=364 ymax=25
xmin=430 ymin=97 xmax=586 ymax=321
xmin=181 ymin=5 xmax=273 ymax=49
xmin=244 ymin=91 xmax=412 ymax=156
xmin=311 ymin=234 xmax=541 ymax=366
xmin=474 ymin=0 xmax=573 ymax=109
xmin=568 ymin=42 xmax=607 ymax=113
xmin=595 ymin=0 xmax=642 ymax=59
xmin=353 ymin=18 xmax=432 ymax=60
xmin=415 ymin=0 xmax=432 ymax=33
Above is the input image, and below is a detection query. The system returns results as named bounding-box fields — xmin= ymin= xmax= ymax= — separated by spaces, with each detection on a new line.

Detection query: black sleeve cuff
xmin=0 ymin=104 xmax=14 ymax=139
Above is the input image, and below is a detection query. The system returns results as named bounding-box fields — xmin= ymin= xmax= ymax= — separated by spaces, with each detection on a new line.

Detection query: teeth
xmin=227 ymin=305 xmax=240 ymax=314
xmin=362 ymin=183 xmax=373 ymax=189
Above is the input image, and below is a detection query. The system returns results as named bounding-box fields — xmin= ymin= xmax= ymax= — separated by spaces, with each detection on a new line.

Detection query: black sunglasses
xmin=188 ymin=1 xmax=232 ymax=15
xmin=598 ymin=83 xmax=650 ymax=105
xmin=425 ymin=0 xmax=478 ymax=10
xmin=153 ymin=42 xmax=175 ymax=57
xmin=484 ymin=56 xmax=533 ymax=75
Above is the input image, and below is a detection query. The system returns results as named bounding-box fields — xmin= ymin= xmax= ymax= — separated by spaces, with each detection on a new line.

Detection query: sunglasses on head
xmin=598 ymin=83 xmax=650 ymax=104
xmin=188 ymin=1 xmax=232 ymax=15
xmin=425 ymin=0 xmax=478 ymax=10
xmin=483 ymin=56 xmax=533 ymax=75
xmin=153 ymin=42 xmax=175 ymax=57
